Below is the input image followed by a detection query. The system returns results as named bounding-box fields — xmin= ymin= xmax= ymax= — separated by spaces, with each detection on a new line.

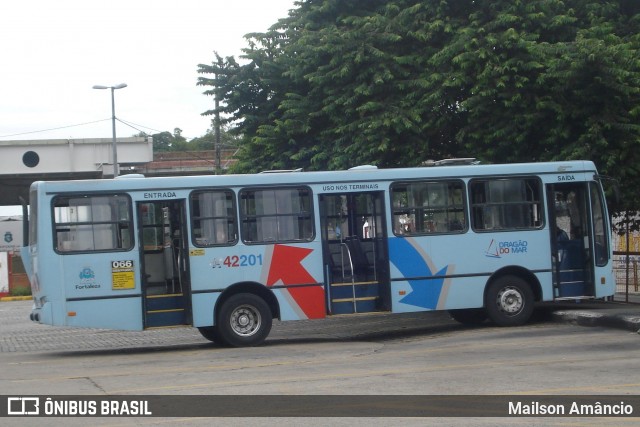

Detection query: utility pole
xmin=214 ymin=56 xmax=223 ymax=175
xmin=93 ymin=83 xmax=128 ymax=177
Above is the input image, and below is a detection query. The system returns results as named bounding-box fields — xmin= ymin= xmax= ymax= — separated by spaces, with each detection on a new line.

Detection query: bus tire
xmin=485 ymin=275 xmax=534 ymax=326
xmin=197 ymin=326 xmax=222 ymax=344
xmin=448 ymin=308 xmax=487 ymax=325
xmin=216 ymin=293 xmax=272 ymax=347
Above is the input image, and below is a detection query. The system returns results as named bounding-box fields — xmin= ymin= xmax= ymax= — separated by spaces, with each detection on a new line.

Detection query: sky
xmin=0 ymin=0 xmax=297 ymax=143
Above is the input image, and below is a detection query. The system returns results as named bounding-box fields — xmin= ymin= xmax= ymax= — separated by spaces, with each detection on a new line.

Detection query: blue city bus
xmin=21 ymin=160 xmax=614 ymax=346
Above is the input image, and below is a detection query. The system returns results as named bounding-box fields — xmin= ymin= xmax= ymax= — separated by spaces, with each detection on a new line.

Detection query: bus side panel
xmin=535 ymin=271 xmax=554 ymax=300
xmin=594 ymin=264 xmax=615 ymax=298
xmin=189 ymin=246 xmax=269 ymax=294
xmin=388 ymin=236 xmax=461 ymax=313
xmin=190 ymin=287 xmax=325 ymax=326
xmin=388 ymin=230 xmax=554 ymax=313
xmin=271 ymin=286 xmax=326 ymax=321
xmin=59 ymin=254 xmax=143 ymax=330
xmin=38 ymin=301 xmax=55 ymax=325
xmin=66 ymin=298 xmax=143 ymax=330
xmin=191 ymin=292 xmax=220 ymax=327
xmin=31 ymin=250 xmax=73 ymax=327
xmin=390 ymin=278 xmax=486 ymax=313
xmin=262 ymin=243 xmax=326 ymax=320
xmin=189 ymin=243 xmax=326 ymax=322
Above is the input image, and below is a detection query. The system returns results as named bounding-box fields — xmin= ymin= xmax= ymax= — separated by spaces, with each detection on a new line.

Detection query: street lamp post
xmin=93 ymin=83 xmax=127 ymax=177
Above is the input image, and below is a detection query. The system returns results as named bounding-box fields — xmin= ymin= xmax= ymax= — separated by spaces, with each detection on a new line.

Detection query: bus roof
xmin=33 ymin=160 xmax=598 ymax=194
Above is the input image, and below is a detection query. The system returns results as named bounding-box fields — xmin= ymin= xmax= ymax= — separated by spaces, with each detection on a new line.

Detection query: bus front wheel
xmin=216 ymin=293 xmax=272 ymax=347
xmin=485 ymin=275 xmax=534 ymax=326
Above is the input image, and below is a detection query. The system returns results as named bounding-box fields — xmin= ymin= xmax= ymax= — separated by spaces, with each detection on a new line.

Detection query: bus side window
xmin=470 ymin=178 xmax=542 ymax=232
xmin=240 ymin=187 xmax=313 ymax=244
xmin=53 ymin=195 xmax=133 ymax=253
xmin=391 ymin=180 xmax=466 ymax=236
xmin=190 ymin=190 xmax=237 ymax=247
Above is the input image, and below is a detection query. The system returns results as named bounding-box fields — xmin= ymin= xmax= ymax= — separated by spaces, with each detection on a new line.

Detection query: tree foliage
xmin=138 ymin=124 xmax=239 ymax=154
xmin=188 ymin=124 xmax=240 ymax=151
xmin=149 ymin=128 xmax=188 ymax=152
xmin=198 ymin=0 xmax=640 ymax=209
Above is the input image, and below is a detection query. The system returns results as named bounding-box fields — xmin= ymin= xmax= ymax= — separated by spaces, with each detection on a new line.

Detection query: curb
xmin=0 ymin=296 xmax=32 ymax=302
xmin=552 ymin=310 xmax=640 ymax=333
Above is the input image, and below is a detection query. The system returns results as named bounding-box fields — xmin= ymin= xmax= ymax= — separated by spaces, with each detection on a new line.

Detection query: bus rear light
xmin=67 ymin=311 xmax=77 ymax=317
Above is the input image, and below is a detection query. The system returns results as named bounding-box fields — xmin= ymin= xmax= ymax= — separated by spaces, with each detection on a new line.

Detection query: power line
xmin=0 ymin=118 xmax=112 ymax=139
xmin=116 ymin=118 xmax=165 ymax=135
xmin=117 ymin=118 xmax=213 ymax=141
xmin=1 ymin=117 xmax=208 ymax=141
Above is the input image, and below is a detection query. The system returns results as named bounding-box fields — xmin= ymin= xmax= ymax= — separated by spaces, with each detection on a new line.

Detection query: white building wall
xmin=0 ymin=217 xmax=22 ymax=252
xmin=0 ymin=137 xmax=153 ymax=175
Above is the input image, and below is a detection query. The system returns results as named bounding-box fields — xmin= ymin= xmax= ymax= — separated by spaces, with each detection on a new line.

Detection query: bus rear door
xmin=547 ymin=182 xmax=596 ymax=298
xmin=319 ymin=191 xmax=390 ymax=314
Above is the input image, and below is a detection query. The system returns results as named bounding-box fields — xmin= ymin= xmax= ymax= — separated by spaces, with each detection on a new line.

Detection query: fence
xmin=1 ymin=252 xmax=29 ymax=297
xmin=612 ymin=227 xmax=640 ymax=302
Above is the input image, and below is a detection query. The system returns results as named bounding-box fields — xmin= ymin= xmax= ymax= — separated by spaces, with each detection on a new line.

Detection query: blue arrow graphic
xmin=388 ymin=238 xmax=448 ymax=309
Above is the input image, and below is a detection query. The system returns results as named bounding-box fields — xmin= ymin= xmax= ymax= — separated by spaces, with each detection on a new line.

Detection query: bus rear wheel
xmin=485 ymin=275 xmax=534 ymax=326
xmin=448 ymin=308 xmax=487 ymax=325
xmin=216 ymin=293 xmax=272 ymax=347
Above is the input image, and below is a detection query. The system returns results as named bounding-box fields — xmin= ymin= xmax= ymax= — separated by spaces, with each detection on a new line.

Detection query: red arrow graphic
xmin=266 ymin=245 xmax=325 ymax=319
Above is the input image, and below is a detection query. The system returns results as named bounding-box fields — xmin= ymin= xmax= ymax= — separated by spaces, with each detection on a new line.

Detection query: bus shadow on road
xmin=46 ymin=324 xmax=479 ymax=358
xmin=43 ymin=308 xmax=567 ymax=358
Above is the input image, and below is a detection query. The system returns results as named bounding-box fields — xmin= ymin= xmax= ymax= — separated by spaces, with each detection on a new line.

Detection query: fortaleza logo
xmin=6 ymin=397 xmax=152 ymax=416
xmin=79 ymin=267 xmax=95 ymax=281
xmin=76 ymin=267 xmax=101 ymax=290
xmin=485 ymin=239 xmax=528 ymax=258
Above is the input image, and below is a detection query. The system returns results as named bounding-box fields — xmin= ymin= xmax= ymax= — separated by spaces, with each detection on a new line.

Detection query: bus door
xmin=319 ymin=191 xmax=390 ymax=314
xmin=137 ymin=200 xmax=192 ymax=328
xmin=547 ymin=183 xmax=595 ymax=298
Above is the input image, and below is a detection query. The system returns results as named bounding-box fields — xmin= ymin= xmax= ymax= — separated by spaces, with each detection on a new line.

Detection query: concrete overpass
xmin=0 ymin=139 xmax=237 ymax=207
xmin=0 ymin=137 xmax=153 ymax=206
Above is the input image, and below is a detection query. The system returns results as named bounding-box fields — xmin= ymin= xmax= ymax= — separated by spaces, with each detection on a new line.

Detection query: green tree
xmin=149 ymin=128 xmax=188 ymax=152
xmin=189 ymin=123 xmax=240 ymax=151
xmin=198 ymin=0 xmax=640 ymax=208
xmin=150 ymin=131 xmax=173 ymax=152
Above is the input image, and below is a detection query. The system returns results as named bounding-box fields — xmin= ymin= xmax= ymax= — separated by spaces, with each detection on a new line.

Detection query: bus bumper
xmin=29 ymin=302 xmax=53 ymax=325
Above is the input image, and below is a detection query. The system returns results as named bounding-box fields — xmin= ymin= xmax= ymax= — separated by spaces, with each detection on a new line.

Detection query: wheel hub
xmin=230 ymin=305 xmax=261 ymax=337
xmin=238 ymin=314 xmax=250 ymax=327
xmin=498 ymin=287 xmax=523 ymax=314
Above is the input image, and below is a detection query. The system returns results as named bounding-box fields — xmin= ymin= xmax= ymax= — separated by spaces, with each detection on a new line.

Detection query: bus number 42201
xmin=211 ymin=254 xmax=264 ymax=268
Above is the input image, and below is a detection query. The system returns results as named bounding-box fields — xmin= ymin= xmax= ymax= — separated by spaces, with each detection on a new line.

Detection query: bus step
xmin=146 ymin=308 xmax=187 ymax=328
xmin=331 ymin=296 xmax=378 ymax=315
xmin=330 ymin=282 xmax=379 ymax=300
xmin=330 ymin=280 xmax=379 ymax=286
xmin=145 ymin=293 xmax=184 ymax=311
